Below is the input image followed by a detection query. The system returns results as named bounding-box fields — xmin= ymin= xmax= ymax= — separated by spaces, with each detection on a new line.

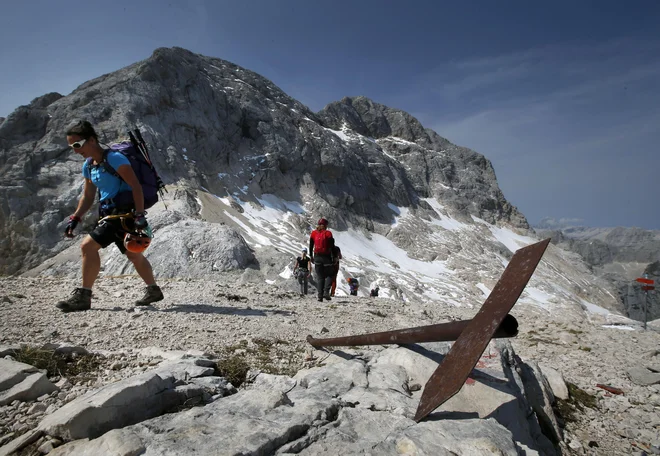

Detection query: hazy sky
xmin=2 ymin=0 xmax=659 ymax=229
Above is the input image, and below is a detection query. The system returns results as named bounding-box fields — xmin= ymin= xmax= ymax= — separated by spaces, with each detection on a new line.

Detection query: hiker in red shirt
xmin=309 ymin=218 xmax=335 ymax=302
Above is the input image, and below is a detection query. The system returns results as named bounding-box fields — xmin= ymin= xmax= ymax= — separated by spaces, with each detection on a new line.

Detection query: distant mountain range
xmin=533 ymin=220 xmax=660 ymax=321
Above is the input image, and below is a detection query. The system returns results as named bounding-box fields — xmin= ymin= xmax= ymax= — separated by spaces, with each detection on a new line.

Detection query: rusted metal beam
xmin=304 ymin=238 xmax=550 ymax=423
xmin=306 ymin=314 xmax=518 ymax=348
xmin=414 ymin=238 xmax=550 ymax=421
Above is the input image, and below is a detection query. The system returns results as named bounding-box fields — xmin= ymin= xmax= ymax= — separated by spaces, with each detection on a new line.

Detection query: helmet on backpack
xmin=317 ymin=218 xmax=328 ymax=227
xmin=124 ymin=232 xmax=152 ymax=253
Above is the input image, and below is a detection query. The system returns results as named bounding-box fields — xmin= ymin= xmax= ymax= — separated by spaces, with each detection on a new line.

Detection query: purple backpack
xmin=86 ymin=130 xmax=164 ymax=209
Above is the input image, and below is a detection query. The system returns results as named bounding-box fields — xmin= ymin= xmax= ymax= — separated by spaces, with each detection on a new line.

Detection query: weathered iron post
xmin=306 ymin=238 xmax=551 ymax=422
xmin=306 ymin=314 xmax=518 ymax=348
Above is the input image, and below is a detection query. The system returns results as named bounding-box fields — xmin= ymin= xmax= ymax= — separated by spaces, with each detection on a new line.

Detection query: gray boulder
xmin=1 ymin=342 xmax=563 ymax=456
xmin=539 ymin=364 xmax=569 ymax=400
xmin=104 ymin=219 xmax=257 ymax=279
xmin=627 ymin=367 xmax=660 ymax=386
xmin=0 ymin=359 xmax=58 ymax=406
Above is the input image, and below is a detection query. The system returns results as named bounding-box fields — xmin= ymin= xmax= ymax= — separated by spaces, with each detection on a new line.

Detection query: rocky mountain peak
xmin=318 ymin=96 xmax=432 ymax=145
xmin=0 ymin=47 xmax=531 ymax=275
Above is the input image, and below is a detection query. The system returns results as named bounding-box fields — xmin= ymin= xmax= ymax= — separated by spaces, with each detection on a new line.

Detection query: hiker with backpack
xmin=309 ymin=218 xmax=335 ymax=302
xmin=56 ymin=119 xmax=164 ymax=312
xmin=330 ymin=245 xmax=342 ymax=297
xmin=293 ymin=248 xmax=311 ymax=295
xmin=348 ymin=277 xmax=359 ymax=296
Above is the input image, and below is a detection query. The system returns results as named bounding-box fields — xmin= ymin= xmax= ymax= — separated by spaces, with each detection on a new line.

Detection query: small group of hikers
xmin=299 ymin=221 xmax=381 ymax=301
xmin=293 ymin=218 xmax=342 ymax=302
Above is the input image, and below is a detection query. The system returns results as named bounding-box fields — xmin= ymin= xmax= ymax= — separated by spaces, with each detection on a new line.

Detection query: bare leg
xmin=81 ymin=236 xmax=102 ymax=289
xmin=125 ymin=251 xmax=156 ymax=285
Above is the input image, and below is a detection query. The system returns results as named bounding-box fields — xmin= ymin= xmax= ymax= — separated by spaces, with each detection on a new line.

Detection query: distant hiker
xmin=330 ymin=245 xmax=342 ymax=297
xmin=348 ymin=277 xmax=359 ymax=296
xmin=309 ymin=218 xmax=335 ymax=302
xmin=293 ymin=248 xmax=311 ymax=295
xmin=56 ymin=120 xmax=164 ymax=312
xmin=370 ymin=286 xmax=379 ymax=297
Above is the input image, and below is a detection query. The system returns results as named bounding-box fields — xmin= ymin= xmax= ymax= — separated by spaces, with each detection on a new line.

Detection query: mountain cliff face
xmin=0 ymin=46 xmax=526 ymax=276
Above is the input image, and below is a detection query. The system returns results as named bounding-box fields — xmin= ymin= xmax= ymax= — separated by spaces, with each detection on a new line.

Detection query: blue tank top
xmin=82 ymin=151 xmax=132 ymax=202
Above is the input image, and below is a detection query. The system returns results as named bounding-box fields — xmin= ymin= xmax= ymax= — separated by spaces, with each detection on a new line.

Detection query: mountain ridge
xmin=1 ymin=46 xmax=526 ymax=276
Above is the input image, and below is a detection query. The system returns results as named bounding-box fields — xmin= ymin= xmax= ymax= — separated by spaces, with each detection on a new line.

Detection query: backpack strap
xmin=85 ymin=150 xmax=127 ymax=210
xmin=99 ymin=150 xmax=124 ymax=181
xmin=85 ymin=150 xmax=121 ymax=179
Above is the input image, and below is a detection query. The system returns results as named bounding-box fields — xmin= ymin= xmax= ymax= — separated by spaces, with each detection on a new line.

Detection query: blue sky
xmin=2 ymin=0 xmax=659 ymax=229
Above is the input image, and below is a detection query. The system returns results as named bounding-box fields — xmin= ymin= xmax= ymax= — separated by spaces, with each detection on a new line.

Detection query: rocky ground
xmin=1 ymin=275 xmax=660 ymax=455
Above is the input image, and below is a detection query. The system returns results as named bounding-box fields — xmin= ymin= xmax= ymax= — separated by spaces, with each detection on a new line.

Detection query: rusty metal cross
xmin=307 ymin=238 xmax=551 ymax=421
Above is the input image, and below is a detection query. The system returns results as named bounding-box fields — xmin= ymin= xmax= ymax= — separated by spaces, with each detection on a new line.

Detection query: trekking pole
xmin=131 ymin=128 xmax=169 ymax=209
xmin=129 ymin=130 xmax=152 ymax=165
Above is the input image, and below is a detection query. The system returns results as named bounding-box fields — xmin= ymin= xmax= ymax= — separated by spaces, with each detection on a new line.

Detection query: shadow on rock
xmin=161 ymin=304 xmax=295 ymax=317
xmin=400 ymin=343 xmax=512 ymax=395
xmin=425 ymin=410 xmax=479 ymax=421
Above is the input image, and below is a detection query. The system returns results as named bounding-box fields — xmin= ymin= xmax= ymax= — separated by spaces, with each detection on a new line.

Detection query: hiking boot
xmin=317 ymin=297 xmax=324 ymax=302
xmin=56 ymin=288 xmax=92 ymax=312
xmin=135 ymin=285 xmax=164 ymax=306
xmin=323 ymin=291 xmax=331 ymax=301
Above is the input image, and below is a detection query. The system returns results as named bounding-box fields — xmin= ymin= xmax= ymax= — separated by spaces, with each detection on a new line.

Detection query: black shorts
xmin=90 ymin=209 xmax=135 ymax=254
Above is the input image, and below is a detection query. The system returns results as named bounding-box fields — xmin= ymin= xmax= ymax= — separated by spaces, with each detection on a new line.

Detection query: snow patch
xmin=279 ymin=267 xmax=293 ymax=279
xmin=601 ymin=325 xmax=636 ymax=331
xmin=334 ymin=229 xmax=451 ymax=279
xmin=223 ymin=211 xmax=272 ymax=247
xmin=473 ymin=216 xmax=538 ymax=253
xmin=580 ymin=299 xmax=610 ymax=315
xmin=422 ymin=198 xmax=467 ymax=231
xmin=387 ymin=203 xmax=410 ymax=227
xmin=520 ymin=287 xmax=553 ymax=311
xmin=256 ymin=194 xmax=305 ymax=217
xmin=326 ymin=128 xmax=352 ymax=142
xmin=476 ymin=283 xmax=490 ymax=297
xmin=383 ymin=136 xmax=417 ymax=146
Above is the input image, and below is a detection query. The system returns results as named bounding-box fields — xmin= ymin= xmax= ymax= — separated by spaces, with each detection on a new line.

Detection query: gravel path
xmin=1 ymin=276 xmax=659 ymax=455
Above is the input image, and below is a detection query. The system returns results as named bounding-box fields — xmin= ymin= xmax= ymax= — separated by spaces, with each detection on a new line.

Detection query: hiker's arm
xmin=73 ymin=179 xmax=97 ymax=218
xmin=309 ymin=237 xmax=314 ymax=260
xmin=116 ymin=164 xmax=145 ymax=213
